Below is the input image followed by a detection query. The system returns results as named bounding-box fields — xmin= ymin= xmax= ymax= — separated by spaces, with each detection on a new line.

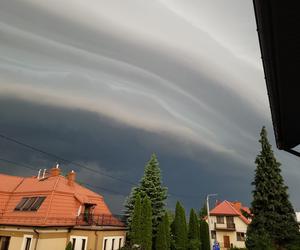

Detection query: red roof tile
xmin=210 ymin=200 xmax=251 ymax=225
xmin=0 ymin=169 xmax=122 ymax=227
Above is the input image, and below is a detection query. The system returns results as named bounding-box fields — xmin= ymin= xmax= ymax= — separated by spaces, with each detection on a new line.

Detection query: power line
xmin=0 ymin=133 xmax=135 ymax=186
xmin=0 ymin=133 xmax=203 ymax=199
xmin=0 ymin=157 xmax=37 ymax=172
xmin=0 ymin=157 xmax=127 ymax=197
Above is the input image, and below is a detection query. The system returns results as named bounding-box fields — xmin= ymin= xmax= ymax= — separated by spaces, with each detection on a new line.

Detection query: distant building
xmin=208 ymin=200 xmax=251 ymax=249
xmin=0 ymin=165 xmax=126 ymax=250
xmin=296 ymin=212 xmax=300 ymax=225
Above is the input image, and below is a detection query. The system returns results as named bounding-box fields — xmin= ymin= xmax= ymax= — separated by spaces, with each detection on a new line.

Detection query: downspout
xmin=94 ymin=231 xmax=99 ymax=250
xmin=33 ymin=229 xmax=40 ymax=250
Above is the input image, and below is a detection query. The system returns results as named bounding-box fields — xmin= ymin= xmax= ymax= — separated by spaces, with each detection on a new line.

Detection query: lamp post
xmin=206 ymin=193 xmax=218 ymax=250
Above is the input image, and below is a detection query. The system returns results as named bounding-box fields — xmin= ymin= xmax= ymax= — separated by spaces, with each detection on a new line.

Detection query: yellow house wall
xmin=69 ymin=229 xmax=126 ymax=250
xmin=209 ymin=215 xmax=247 ymax=249
xmin=0 ymin=227 xmax=126 ymax=250
xmin=0 ymin=230 xmax=32 ymax=250
xmin=36 ymin=232 xmax=68 ymax=250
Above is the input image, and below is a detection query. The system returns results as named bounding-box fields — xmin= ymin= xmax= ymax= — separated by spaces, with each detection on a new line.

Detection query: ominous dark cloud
xmin=0 ymin=97 xmax=253 ymax=213
xmin=0 ymin=0 xmax=300 ymax=213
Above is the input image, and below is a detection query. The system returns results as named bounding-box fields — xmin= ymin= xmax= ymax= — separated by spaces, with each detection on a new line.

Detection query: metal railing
xmin=76 ymin=213 xmax=124 ymax=227
xmin=214 ymin=222 xmax=235 ymax=230
xmin=0 ymin=214 xmax=124 ymax=227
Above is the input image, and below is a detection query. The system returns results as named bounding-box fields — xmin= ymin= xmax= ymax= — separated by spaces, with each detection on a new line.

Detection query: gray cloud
xmin=0 ymin=0 xmax=299 ymax=213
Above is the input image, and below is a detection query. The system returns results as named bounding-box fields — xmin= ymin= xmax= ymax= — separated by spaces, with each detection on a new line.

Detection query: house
xmin=0 ymin=165 xmax=126 ymax=250
xmin=296 ymin=212 xmax=300 ymax=226
xmin=208 ymin=200 xmax=251 ymax=249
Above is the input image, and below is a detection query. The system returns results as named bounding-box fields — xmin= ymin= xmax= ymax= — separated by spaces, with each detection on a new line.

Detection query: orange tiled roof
xmin=210 ymin=200 xmax=251 ymax=225
xmin=0 ymin=168 xmax=121 ymax=227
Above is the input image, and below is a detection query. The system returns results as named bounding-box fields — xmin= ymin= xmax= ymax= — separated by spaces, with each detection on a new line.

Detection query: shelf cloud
xmin=0 ymin=0 xmax=299 ymax=212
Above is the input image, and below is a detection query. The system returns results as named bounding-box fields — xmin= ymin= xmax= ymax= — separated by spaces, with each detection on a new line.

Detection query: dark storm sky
xmin=0 ymin=0 xmax=299 ymax=213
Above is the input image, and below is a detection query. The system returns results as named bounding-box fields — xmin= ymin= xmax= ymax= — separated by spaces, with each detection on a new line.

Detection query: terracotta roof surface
xmin=210 ymin=200 xmax=251 ymax=225
xmin=0 ymin=169 xmax=123 ymax=227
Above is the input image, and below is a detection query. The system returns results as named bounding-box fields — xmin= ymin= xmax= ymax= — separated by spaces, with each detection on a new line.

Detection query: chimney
xmin=50 ymin=163 xmax=61 ymax=177
xmin=67 ymin=170 xmax=76 ymax=186
xmin=232 ymin=201 xmax=242 ymax=211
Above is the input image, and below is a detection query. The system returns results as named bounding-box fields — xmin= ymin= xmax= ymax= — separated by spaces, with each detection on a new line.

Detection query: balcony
xmin=0 ymin=214 xmax=125 ymax=227
xmin=76 ymin=213 xmax=125 ymax=227
xmin=214 ymin=222 xmax=235 ymax=231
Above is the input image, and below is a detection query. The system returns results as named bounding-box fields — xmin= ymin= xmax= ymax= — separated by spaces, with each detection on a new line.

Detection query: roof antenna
xmin=37 ymin=169 xmax=41 ymax=179
xmin=42 ymin=169 xmax=46 ymax=179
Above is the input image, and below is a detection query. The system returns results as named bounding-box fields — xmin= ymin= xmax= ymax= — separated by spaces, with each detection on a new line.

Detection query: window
xmin=103 ymin=239 xmax=107 ymax=250
xmin=0 ymin=236 xmax=10 ymax=250
xmin=216 ymin=216 xmax=224 ymax=224
xmin=72 ymin=238 xmax=76 ymax=250
xmin=21 ymin=235 xmax=33 ymax=250
xmin=81 ymin=239 xmax=86 ymax=250
xmin=15 ymin=198 xmax=29 ymax=210
xmin=118 ymin=238 xmax=122 ymax=249
xmin=24 ymin=238 xmax=31 ymax=250
xmin=236 ymin=232 xmax=245 ymax=241
xmin=70 ymin=236 xmax=87 ymax=250
xmin=111 ymin=239 xmax=114 ymax=250
xmin=211 ymin=230 xmax=216 ymax=239
xmin=30 ymin=197 xmax=46 ymax=211
xmin=15 ymin=197 xmax=46 ymax=211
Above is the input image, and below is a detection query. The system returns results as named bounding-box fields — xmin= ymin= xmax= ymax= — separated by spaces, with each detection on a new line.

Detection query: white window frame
xmin=102 ymin=236 xmax=125 ymax=250
xmin=21 ymin=234 xmax=33 ymax=250
xmin=70 ymin=236 xmax=88 ymax=250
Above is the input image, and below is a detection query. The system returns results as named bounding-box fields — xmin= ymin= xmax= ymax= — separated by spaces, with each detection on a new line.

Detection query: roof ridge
xmin=227 ymin=201 xmax=242 ymax=215
xmin=2 ymin=177 xmax=26 ymax=213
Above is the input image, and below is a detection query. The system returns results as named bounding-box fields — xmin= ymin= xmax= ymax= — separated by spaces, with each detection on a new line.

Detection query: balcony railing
xmin=76 ymin=213 xmax=125 ymax=227
xmin=214 ymin=222 xmax=235 ymax=230
xmin=0 ymin=214 xmax=125 ymax=227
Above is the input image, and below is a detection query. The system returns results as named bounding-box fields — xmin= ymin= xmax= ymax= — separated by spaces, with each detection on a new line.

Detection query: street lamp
xmin=206 ymin=193 xmax=218 ymax=250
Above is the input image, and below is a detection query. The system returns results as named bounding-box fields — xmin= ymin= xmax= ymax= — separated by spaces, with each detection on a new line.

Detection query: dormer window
xmin=15 ymin=197 xmax=46 ymax=211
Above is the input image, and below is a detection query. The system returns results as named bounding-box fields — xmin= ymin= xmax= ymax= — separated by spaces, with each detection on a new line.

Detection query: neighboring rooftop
xmin=210 ymin=200 xmax=251 ymax=225
xmin=0 ymin=166 xmax=123 ymax=228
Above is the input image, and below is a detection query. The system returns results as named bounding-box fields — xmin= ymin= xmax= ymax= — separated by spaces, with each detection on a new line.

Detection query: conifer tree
xmin=141 ymin=196 xmax=152 ymax=250
xmin=188 ymin=209 xmax=200 ymax=250
xmin=171 ymin=201 xmax=188 ymax=250
xmin=156 ymin=212 xmax=171 ymax=250
xmin=130 ymin=193 xmax=142 ymax=246
xmin=65 ymin=242 xmax=72 ymax=250
xmin=246 ymin=127 xmax=299 ymax=249
xmin=124 ymin=154 xmax=167 ymax=237
xmin=199 ymin=220 xmax=210 ymax=250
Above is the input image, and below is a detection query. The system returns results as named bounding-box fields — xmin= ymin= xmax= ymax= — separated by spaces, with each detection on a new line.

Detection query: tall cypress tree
xmin=141 ymin=196 xmax=152 ymax=250
xmin=125 ymin=154 xmax=167 ymax=237
xmin=246 ymin=127 xmax=299 ymax=249
xmin=188 ymin=209 xmax=200 ymax=250
xmin=156 ymin=212 xmax=171 ymax=250
xmin=199 ymin=220 xmax=210 ymax=250
xmin=171 ymin=201 xmax=188 ymax=250
xmin=130 ymin=193 xmax=142 ymax=246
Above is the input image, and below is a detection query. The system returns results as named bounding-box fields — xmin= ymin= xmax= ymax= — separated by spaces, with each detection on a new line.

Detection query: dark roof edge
xmin=252 ymin=0 xmax=284 ymax=149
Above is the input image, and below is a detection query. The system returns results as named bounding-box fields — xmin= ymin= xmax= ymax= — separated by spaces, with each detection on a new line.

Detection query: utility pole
xmin=206 ymin=194 xmax=217 ymax=250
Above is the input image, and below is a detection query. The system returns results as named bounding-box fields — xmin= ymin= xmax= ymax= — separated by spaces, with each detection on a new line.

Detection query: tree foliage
xmin=155 ymin=212 xmax=171 ymax=250
xmin=200 ymin=220 xmax=210 ymax=250
xmin=188 ymin=209 xmax=200 ymax=250
xmin=130 ymin=193 xmax=142 ymax=246
xmin=141 ymin=196 xmax=152 ymax=250
xmin=246 ymin=127 xmax=300 ymax=249
xmin=65 ymin=242 xmax=72 ymax=250
xmin=125 ymin=154 xmax=167 ymax=238
xmin=171 ymin=201 xmax=188 ymax=250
